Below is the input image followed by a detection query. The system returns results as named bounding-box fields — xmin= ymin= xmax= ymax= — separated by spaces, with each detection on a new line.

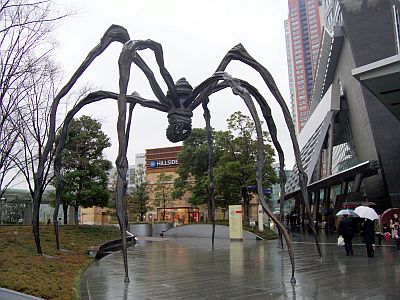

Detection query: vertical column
xmin=326 ymin=122 xmax=334 ymax=177
xmin=352 ymin=174 xmax=363 ymax=192
xmin=323 ymin=187 xmax=331 ymax=210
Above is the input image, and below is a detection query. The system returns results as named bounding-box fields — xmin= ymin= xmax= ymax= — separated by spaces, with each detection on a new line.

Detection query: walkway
xmin=80 ymin=231 xmax=400 ymax=299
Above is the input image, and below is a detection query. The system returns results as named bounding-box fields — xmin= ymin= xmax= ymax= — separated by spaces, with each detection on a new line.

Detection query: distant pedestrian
xmin=362 ymin=219 xmax=375 ymax=257
xmin=375 ymin=216 xmax=383 ymax=246
xmin=326 ymin=213 xmax=335 ymax=234
xmin=391 ymin=217 xmax=400 ymax=250
xmin=337 ymin=214 xmax=353 ymax=256
xmin=47 ymin=219 xmax=51 ymax=226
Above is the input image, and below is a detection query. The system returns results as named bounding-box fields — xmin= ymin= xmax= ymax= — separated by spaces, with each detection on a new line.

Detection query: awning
xmin=284 ymin=160 xmax=380 ymax=200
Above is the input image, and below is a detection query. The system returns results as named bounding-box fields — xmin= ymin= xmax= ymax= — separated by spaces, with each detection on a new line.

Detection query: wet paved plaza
xmin=81 ymin=232 xmax=400 ymax=299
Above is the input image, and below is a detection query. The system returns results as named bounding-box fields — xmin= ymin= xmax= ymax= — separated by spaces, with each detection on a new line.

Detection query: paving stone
xmin=81 ymin=231 xmax=400 ymax=299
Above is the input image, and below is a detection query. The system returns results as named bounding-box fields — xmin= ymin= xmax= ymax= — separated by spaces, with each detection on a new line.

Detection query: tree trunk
xmin=74 ymin=205 xmax=79 ymax=227
xmin=32 ymin=189 xmax=42 ymax=254
xmin=162 ymin=187 xmax=166 ymax=221
xmin=63 ymin=204 xmax=68 ymax=225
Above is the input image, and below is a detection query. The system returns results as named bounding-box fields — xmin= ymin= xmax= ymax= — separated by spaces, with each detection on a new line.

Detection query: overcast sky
xmin=53 ymin=0 xmax=294 ymax=168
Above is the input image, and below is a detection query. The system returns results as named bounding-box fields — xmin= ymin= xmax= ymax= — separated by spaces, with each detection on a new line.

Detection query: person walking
xmin=337 ymin=214 xmax=354 ymax=256
xmin=362 ymin=219 xmax=375 ymax=257
xmin=326 ymin=213 xmax=335 ymax=234
xmin=391 ymin=217 xmax=400 ymax=250
xmin=375 ymin=216 xmax=383 ymax=246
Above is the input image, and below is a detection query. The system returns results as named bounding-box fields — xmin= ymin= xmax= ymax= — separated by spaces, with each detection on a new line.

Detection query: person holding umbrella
xmin=362 ymin=218 xmax=375 ymax=257
xmin=337 ymin=213 xmax=354 ymax=256
xmin=354 ymin=206 xmax=379 ymax=257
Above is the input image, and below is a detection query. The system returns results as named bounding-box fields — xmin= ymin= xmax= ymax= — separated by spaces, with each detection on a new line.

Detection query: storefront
xmin=145 ymin=146 xmax=206 ymax=222
xmin=154 ymin=207 xmax=201 ymax=224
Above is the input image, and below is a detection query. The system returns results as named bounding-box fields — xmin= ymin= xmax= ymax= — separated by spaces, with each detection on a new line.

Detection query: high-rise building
xmin=285 ymin=1 xmax=400 ymax=215
xmin=286 ymin=0 xmax=323 ymax=133
xmin=135 ymin=153 xmax=146 ymax=166
xmin=284 ymin=19 xmax=297 ymax=134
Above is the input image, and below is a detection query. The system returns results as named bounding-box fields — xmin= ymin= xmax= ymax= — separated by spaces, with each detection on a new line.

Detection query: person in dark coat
xmin=337 ymin=214 xmax=354 ymax=256
xmin=362 ymin=219 xmax=375 ymax=257
xmin=326 ymin=213 xmax=335 ymax=234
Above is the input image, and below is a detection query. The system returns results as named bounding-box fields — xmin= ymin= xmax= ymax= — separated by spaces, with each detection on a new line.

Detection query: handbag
xmin=337 ymin=235 xmax=344 ymax=246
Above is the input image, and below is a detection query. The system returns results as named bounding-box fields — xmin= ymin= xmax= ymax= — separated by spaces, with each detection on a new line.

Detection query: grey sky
xmin=54 ymin=0 xmax=293 ymax=167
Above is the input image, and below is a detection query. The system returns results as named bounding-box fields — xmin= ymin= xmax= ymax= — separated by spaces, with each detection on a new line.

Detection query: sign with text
xmin=149 ymin=159 xmax=178 ymax=168
xmin=229 ymin=205 xmax=243 ymax=241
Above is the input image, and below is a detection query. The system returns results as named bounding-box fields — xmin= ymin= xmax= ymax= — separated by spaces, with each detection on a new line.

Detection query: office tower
xmin=321 ymin=0 xmax=342 ymax=33
xmin=286 ymin=1 xmax=400 ymax=212
xmin=284 ymin=19 xmax=297 ymax=134
xmin=286 ymin=0 xmax=322 ymax=133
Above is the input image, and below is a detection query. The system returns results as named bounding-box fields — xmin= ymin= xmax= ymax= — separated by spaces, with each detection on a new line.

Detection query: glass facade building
xmin=285 ymin=0 xmax=400 ymax=215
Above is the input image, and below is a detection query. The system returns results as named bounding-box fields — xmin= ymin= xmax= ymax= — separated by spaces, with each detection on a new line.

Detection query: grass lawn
xmin=0 ymin=222 xmax=276 ymax=299
xmin=0 ymin=225 xmax=120 ymax=300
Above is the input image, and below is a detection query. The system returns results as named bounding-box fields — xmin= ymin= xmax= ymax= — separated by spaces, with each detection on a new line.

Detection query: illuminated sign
xmin=149 ymin=159 xmax=178 ymax=168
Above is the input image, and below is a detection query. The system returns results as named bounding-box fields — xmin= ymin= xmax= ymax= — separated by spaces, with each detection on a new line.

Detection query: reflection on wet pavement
xmin=81 ymin=232 xmax=400 ymax=299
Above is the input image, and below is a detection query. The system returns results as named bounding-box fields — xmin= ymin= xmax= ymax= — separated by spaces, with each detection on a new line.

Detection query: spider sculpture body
xmin=50 ymin=25 xmax=321 ymax=285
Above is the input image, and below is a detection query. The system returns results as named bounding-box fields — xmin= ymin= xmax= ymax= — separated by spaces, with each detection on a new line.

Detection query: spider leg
xmin=114 ymin=43 xmax=138 ymax=282
xmin=201 ymin=73 xmax=296 ymax=282
xmin=238 ymin=80 xmax=287 ymax=250
xmin=212 ymin=79 xmax=288 ymax=247
xmin=202 ymin=99 xmax=216 ymax=247
xmin=132 ymin=54 xmax=170 ymax=106
xmin=40 ymin=24 xmax=130 ymax=253
xmin=126 ymin=39 xmax=179 ymax=107
xmin=48 ymin=24 xmax=131 ymax=172
xmin=53 ymin=91 xmax=168 ymax=250
xmin=113 ymin=38 xmax=178 ymax=281
xmin=212 ymin=44 xmax=321 ymax=257
xmin=57 ymin=25 xmax=130 ymax=100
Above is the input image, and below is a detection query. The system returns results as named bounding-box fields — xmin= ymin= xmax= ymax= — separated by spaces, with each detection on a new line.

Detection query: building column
xmin=352 ymin=173 xmax=363 ymax=192
xmin=322 ymin=187 xmax=331 ymax=210
xmin=326 ymin=122 xmax=334 ymax=177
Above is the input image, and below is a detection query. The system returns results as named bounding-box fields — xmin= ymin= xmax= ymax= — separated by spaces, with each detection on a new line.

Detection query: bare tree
xmin=0 ymin=0 xmax=70 ymax=254
xmin=0 ymin=94 xmax=21 ymax=197
xmin=13 ymin=59 xmax=58 ymax=197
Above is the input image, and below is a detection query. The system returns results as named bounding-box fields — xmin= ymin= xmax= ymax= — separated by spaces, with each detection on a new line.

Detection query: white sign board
xmin=229 ymin=205 xmax=243 ymax=240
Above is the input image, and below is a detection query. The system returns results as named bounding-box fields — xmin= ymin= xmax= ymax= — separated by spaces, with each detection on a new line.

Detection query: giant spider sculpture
xmin=49 ymin=25 xmax=321 ymax=284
